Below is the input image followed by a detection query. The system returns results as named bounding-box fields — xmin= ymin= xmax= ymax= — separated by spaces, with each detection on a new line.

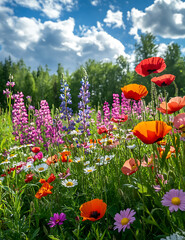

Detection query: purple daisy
xmin=48 ymin=213 xmax=67 ymax=228
xmin=161 ymin=189 xmax=185 ymax=212
xmin=114 ymin=208 xmax=136 ymax=232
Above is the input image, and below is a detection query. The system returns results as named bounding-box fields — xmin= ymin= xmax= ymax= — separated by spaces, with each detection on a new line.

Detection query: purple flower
xmin=114 ymin=208 xmax=136 ymax=232
xmin=161 ymin=189 xmax=185 ymax=212
xmin=58 ymin=168 xmax=71 ymax=179
xmin=48 ymin=213 xmax=67 ymax=228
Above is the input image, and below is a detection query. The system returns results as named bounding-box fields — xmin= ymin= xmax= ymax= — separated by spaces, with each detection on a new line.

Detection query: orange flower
xmin=39 ymin=179 xmax=46 ymax=184
xmin=60 ymin=151 xmax=72 ymax=162
xmin=80 ymin=199 xmax=107 ymax=222
xmin=151 ymin=74 xmax=175 ymax=87
xmin=135 ymin=57 xmax=166 ymax=77
xmin=132 ymin=121 xmax=172 ymax=144
xmin=121 ymin=84 xmax=148 ymax=101
xmin=35 ymin=182 xmax=53 ymax=199
xmin=157 ymin=96 xmax=185 ymax=114
xmin=46 ymin=154 xmax=58 ymax=165
xmin=31 ymin=147 xmax=40 ymax=153
xmin=121 ymin=158 xmax=140 ymax=175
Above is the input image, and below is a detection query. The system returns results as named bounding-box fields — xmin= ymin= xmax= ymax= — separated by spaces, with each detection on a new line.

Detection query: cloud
xmin=5 ymin=0 xmax=77 ymax=19
xmin=91 ymin=0 xmax=99 ymax=6
xmin=103 ymin=9 xmax=125 ymax=29
xmin=0 ymin=7 xmax=128 ymax=73
xmin=129 ymin=0 xmax=185 ymax=39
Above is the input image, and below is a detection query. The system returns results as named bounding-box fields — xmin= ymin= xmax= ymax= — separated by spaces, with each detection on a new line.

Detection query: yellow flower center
xmin=66 ymin=182 xmax=73 ymax=186
xmin=106 ymin=157 xmax=110 ymax=161
xmin=171 ymin=197 xmax=181 ymax=205
xmin=121 ymin=218 xmax=129 ymax=225
xmin=87 ymin=169 xmax=92 ymax=172
xmin=107 ymin=140 xmax=113 ymax=145
xmin=131 ymin=164 xmax=137 ymax=170
xmin=3 ymin=159 xmax=9 ymax=163
xmin=38 ymin=167 xmax=44 ymax=171
xmin=97 ymin=158 xmax=101 ymax=162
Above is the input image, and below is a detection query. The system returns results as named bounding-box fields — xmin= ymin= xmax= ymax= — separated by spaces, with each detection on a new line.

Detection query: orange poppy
xmin=132 ymin=121 xmax=172 ymax=144
xmin=157 ymin=96 xmax=185 ymax=114
xmin=121 ymin=158 xmax=140 ymax=175
xmin=151 ymin=74 xmax=175 ymax=87
xmin=31 ymin=147 xmax=40 ymax=153
xmin=135 ymin=57 xmax=166 ymax=77
xmin=35 ymin=182 xmax=53 ymax=199
xmin=121 ymin=84 xmax=148 ymax=101
xmin=46 ymin=154 xmax=58 ymax=165
xmin=80 ymin=199 xmax=107 ymax=222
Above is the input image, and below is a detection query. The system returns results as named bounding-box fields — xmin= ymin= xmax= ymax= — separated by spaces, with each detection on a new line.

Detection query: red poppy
xmin=157 ymin=96 xmax=185 ymax=114
xmin=80 ymin=199 xmax=107 ymax=222
xmin=151 ymin=74 xmax=175 ymax=87
xmin=121 ymin=84 xmax=148 ymax=101
xmin=24 ymin=173 xmax=34 ymax=183
xmin=97 ymin=125 xmax=108 ymax=134
xmin=111 ymin=114 xmax=128 ymax=123
xmin=47 ymin=173 xmax=56 ymax=183
xmin=132 ymin=121 xmax=172 ymax=144
xmin=121 ymin=158 xmax=140 ymax=175
xmin=135 ymin=57 xmax=166 ymax=77
xmin=31 ymin=147 xmax=40 ymax=153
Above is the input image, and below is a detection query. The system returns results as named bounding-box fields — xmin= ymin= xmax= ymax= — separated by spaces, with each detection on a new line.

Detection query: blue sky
xmin=0 ymin=0 xmax=185 ymax=73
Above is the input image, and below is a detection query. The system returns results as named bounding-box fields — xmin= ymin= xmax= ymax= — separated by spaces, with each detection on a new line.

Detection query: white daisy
xmin=127 ymin=144 xmax=136 ymax=149
xmin=24 ymin=163 xmax=35 ymax=172
xmin=35 ymin=163 xmax=48 ymax=172
xmin=83 ymin=161 xmax=90 ymax=166
xmin=84 ymin=166 xmax=96 ymax=174
xmin=96 ymin=160 xmax=108 ymax=166
xmin=0 ymin=159 xmax=10 ymax=165
xmin=73 ymin=156 xmax=84 ymax=163
xmin=0 ymin=177 xmax=4 ymax=184
xmin=62 ymin=179 xmax=78 ymax=188
xmin=104 ymin=155 xmax=115 ymax=161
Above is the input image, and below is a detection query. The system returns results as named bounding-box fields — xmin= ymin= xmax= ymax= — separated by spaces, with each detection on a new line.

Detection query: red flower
xmin=135 ymin=57 xmax=166 ymax=77
xmin=35 ymin=182 xmax=53 ymax=199
xmin=121 ymin=158 xmax=140 ymax=175
xmin=47 ymin=173 xmax=56 ymax=183
xmin=31 ymin=147 xmax=40 ymax=153
xmin=151 ymin=74 xmax=175 ymax=87
xmin=25 ymin=173 xmax=34 ymax=183
xmin=97 ymin=125 xmax=108 ymax=134
xmin=111 ymin=114 xmax=128 ymax=123
xmin=121 ymin=84 xmax=148 ymax=101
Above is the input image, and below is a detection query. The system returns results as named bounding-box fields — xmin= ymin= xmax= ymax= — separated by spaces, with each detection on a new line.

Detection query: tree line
xmin=1 ymin=33 xmax=185 ymax=112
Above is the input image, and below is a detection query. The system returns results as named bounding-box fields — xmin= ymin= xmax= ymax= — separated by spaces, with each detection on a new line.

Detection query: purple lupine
xmin=112 ymin=94 xmax=120 ymax=119
xmin=76 ymin=75 xmax=91 ymax=136
xmin=59 ymin=78 xmax=75 ymax=132
xmin=12 ymin=92 xmax=29 ymax=144
xmin=96 ymin=110 xmax=102 ymax=128
xmin=121 ymin=92 xmax=131 ymax=115
xmin=102 ymin=101 xmax=113 ymax=130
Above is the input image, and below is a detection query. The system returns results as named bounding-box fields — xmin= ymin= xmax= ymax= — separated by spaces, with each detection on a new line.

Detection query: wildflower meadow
xmin=1 ymin=57 xmax=185 ymax=240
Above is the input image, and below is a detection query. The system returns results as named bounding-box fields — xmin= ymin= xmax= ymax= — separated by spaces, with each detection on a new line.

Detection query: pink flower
xmin=48 ymin=213 xmax=67 ymax=228
xmin=161 ymin=189 xmax=185 ymax=212
xmin=114 ymin=208 xmax=136 ymax=232
xmin=173 ymin=113 xmax=185 ymax=130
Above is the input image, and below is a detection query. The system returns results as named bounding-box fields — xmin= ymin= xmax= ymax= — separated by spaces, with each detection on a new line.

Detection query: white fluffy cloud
xmin=91 ymin=0 xmax=99 ymax=6
xmin=103 ymin=9 xmax=125 ymax=29
xmin=0 ymin=6 xmax=128 ymax=73
xmin=2 ymin=0 xmax=77 ymax=19
xmin=128 ymin=0 xmax=185 ymax=39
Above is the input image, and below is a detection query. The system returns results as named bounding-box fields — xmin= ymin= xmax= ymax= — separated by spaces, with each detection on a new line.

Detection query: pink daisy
xmin=161 ymin=189 xmax=185 ymax=212
xmin=48 ymin=212 xmax=66 ymax=228
xmin=114 ymin=208 xmax=136 ymax=232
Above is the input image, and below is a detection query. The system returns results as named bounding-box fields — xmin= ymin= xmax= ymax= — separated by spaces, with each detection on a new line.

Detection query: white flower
xmin=127 ymin=144 xmax=136 ymax=149
xmin=24 ymin=163 xmax=35 ymax=172
xmin=62 ymin=179 xmax=78 ymax=188
xmin=0 ymin=159 xmax=10 ymax=165
xmin=73 ymin=156 xmax=84 ymax=163
xmin=84 ymin=166 xmax=96 ymax=174
xmin=35 ymin=163 xmax=48 ymax=172
xmin=160 ymin=233 xmax=185 ymax=240
xmin=0 ymin=177 xmax=4 ymax=184
xmin=7 ymin=154 xmax=18 ymax=160
xmin=104 ymin=155 xmax=115 ymax=161
xmin=83 ymin=161 xmax=90 ymax=166
xmin=96 ymin=160 xmax=109 ymax=166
